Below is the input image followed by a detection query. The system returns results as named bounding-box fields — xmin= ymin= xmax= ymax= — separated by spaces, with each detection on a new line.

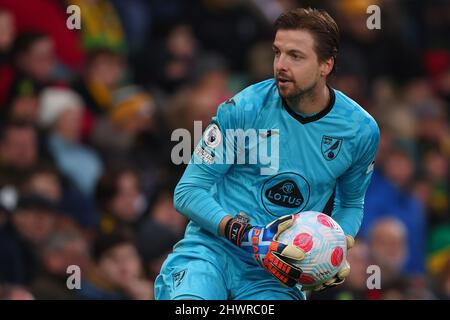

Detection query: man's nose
xmin=275 ymin=54 xmax=288 ymax=72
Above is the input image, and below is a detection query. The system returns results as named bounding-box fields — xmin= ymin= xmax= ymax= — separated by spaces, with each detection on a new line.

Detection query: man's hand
xmin=122 ymin=278 xmax=154 ymax=300
xmin=224 ymin=212 xmax=305 ymax=287
xmin=302 ymin=235 xmax=355 ymax=292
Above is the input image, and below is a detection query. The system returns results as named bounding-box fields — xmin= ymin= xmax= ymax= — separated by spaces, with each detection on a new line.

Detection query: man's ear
xmin=320 ymin=57 xmax=334 ymax=77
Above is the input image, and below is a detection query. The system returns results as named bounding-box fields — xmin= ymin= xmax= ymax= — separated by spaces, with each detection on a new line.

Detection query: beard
xmin=276 ymin=78 xmax=318 ymax=104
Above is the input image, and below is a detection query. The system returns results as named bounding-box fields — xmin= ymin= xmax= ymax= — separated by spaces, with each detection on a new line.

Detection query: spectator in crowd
xmin=186 ymin=0 xmax=271 ymax=72
xmin=0 ymin=9 xmax=14 ymax=59
xmin=93 ymin=84 xmax=172 ymax=199
xmin=140 ymin=23 xmax=199 ymax=94
xmin=0 ymin=121 xmax=39 ymax=188
xmin=366 ymin=217 xmax=435 ymax=299
xmin=72 ymin=48 xmax=126 ymax=116
xmin=21 ymin=163 xmax=62 ymax=203
xmin=38 ymin=87 xmax=103 ymax=197
xmin=0 ymin=284 xmax=34 ymax=300
xmin=2 ymin=78 xmax=39 ymax=124
xmin=22 ymin=163 xmax=99 ymax=230
xmin=136 ymin=218 xmax=180 ymax=281
xmin=68 ymin=0 xmax=126 ymax=53
xmin=29 ymin=228 xmax=90 ymax=299
xmin=0 ymin=121 xmax=38 ymax=171
xmin=0 ymin=0 xmax=85 ymax=70
xmin=427 ymin=225 xmax=450 ymax=299
xmin=95 ymin=167 xmax=147 ymax=236
xmin=92 ymin=85 xmax=155 ymax=160
xmin=167 ymin=53 xmax=232 ymax=141
xmin=79 ymin=231 xmax=152 ymax=300
xmin=333 ymin=0 xmax=424 ymax=84
xmin=0 ymin=194 xmax=61 ymax=284
xmin=361 ymin=145 xmax=426 ymax=276
xmin=419 ymin=149 xmax=449 ymax=226
xmin=0 ymin=9 xmax=16 ymax=107
xmin=10 ymin=32 xmax=57 ymax=95
xmin=368 ymin=218 xmax=408 ymax=290
xmin=148 ymin=187 xmax=187 ymax=237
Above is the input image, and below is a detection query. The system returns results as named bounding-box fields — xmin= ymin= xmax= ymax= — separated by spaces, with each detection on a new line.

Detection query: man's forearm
xmin=331 ymin=206 xmax=363 ymax=238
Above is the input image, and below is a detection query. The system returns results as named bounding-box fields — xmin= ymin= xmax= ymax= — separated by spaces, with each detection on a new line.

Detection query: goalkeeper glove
xmin=302 ymin=235 xmax=355 ymax=292
xmin=225 ymin=212 xmax=305 ymax=287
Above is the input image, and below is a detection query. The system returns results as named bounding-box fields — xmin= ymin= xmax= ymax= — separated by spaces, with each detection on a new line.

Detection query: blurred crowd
xmin=0 ymin=0 xmax=448 ymax=300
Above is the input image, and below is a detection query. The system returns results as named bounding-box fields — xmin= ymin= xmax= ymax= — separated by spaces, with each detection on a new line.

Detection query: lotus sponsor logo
xmin=261 ymin=172 xmax=310 ymax=217
xmin=266 ymin=180 xmax=304 ymax=208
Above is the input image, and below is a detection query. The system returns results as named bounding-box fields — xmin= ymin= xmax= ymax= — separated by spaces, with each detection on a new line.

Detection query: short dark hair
xmin=92 ymin=230 xmax=135 ymax=262
xmin=95 ymin=166 xmax=140 ymax=212
xmin=13 ymin=32 xmax=49 ymax=58
xmin=15 ymin=193 xmax=59 ymax=214
xmin=274 ymin=8 xmax=339 ymax=75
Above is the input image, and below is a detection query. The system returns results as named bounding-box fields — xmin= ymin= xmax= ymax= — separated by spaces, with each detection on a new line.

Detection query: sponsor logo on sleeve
xmin=173 ymin=269 xmax=187 ymax=289
xmin=194 ymin=145 xmax=214 ymax=164
xmin=203 ymin=124 xmax=222 ymax=148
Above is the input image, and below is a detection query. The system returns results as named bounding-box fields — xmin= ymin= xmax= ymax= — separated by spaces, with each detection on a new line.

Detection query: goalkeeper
xmin=155 ymin=7 xmax=379 ymax=300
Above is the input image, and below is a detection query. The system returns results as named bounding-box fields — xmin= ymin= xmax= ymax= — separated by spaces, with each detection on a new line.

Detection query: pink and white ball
xmin=277 ymin=211 xmax=347 ymax=287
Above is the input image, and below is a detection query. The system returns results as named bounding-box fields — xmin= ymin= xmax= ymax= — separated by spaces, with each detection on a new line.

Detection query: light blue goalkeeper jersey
xmin=173 ymin=78 xmax=379 ymax=263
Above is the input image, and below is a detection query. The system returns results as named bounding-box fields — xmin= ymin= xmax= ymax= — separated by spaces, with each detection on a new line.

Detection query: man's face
xmin=110 ymin=172 xmax=142 ymax=222
xmin=55 ymin=107 xmax=82 ymax=142
xmin=0 ymin=11 xmax=16 ymax=51
xmin=21 ymin=37 xmax=55 ymax=82
xmin=98 ymin=243 xmax=142 ymax=287
xmin=370 ymin=220 xmax=407 ymax=271
xmin=273 ymin=29 xmax=328 ymax=99
xmin=9 ymin=95 xmax=39 ymax=123
xmin=90 ymin=54 xmax=124 ymax=88
xmin=12 ymin=209 xmax=56 ymax=244
xmin=0 ymin=127 xmax=37 ymax=169
xmin=45 ymin=237 xmax=90 ymax=275
xmin=383 ymin=151 xmax=413 ymax=187
xmin=27 ymin=173 xmax=62 ymax=201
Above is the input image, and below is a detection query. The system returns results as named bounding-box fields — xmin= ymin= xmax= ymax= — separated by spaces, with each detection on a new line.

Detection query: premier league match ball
xmin=277 ymin=211 xmax=347 ymax=287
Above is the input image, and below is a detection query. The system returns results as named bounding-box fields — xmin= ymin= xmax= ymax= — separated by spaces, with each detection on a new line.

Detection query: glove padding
xmin=302 ymin=235 xmax=355 ymax=292
xmin=240 ymin=214 xmax=305 ymax=287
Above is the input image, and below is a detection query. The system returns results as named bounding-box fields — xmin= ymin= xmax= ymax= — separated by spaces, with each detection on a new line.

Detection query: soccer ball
xmin=277 ymin=211 xmax=347 ymax=287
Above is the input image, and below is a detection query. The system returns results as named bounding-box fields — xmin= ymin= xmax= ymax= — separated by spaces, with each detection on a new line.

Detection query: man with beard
xmin=156 ymin=8 xmax=379 ymax=300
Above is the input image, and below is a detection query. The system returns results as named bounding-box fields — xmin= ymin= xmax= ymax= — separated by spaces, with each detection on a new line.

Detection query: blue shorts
xmin=154 ymin=238 xmax=306 ymax=300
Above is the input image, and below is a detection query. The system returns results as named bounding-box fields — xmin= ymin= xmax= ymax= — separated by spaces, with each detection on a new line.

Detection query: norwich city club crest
xmin=321 ymin=136 xmax=342 ymax=161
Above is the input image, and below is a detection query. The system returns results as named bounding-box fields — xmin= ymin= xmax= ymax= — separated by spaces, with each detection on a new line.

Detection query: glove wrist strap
xmin=225 ymin=212 xmax=252 ymax=247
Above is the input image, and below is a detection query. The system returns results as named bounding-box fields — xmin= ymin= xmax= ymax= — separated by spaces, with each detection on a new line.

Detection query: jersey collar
xmin=281 ymin=85 xmax=336 ymax=124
